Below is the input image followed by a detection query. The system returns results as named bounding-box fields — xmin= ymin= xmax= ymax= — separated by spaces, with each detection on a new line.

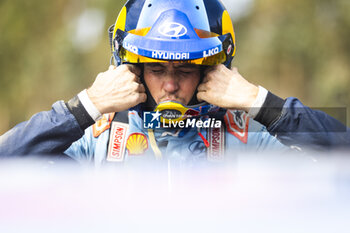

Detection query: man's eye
xmin=178 ymin=70 xmax=193 ymax=75
xmin=152 ymin=69 xmax=164 ymax=73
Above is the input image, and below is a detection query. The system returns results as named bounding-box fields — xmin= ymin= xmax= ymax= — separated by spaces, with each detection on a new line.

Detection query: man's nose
xmin=163 ymin=74 xmax=179 ymax=93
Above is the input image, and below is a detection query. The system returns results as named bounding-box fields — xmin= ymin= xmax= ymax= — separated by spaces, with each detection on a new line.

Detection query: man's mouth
xmin=158 ymin=95 xmax=187 ymax=105
xmin=162 ymin=98 xmax=177 ymax=102
xmin=160 ymin=96 xmax=181 ymax=102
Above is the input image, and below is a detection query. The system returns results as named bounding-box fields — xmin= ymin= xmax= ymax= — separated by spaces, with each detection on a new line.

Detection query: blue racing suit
xmin=0 ymin=94 xmax=348 ymax=163
xmin=0 ymin=100 xmax=286 ymax=164
xmin=64 ymin=107 xmax=286 ymax=165
xmin=255 ymin=92 xmax=350 ymax=150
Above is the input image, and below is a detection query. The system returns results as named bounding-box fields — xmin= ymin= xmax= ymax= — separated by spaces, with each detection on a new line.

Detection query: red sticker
xmin=93 ymin=113 xmax=115 ymax=138
xmin=107 ymin=122 xmax=129 ymax=162
xmin=224 ymin=110 xmax=249 ymax=144
xmin=207 ymin=126 xmax=225 ymax=161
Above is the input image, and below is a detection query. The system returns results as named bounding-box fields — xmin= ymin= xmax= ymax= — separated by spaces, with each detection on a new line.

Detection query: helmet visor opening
xmin=118 ymin=47 xmax=227 ymax=65
xmin=114 ymin=29 xmax=233 ymax=65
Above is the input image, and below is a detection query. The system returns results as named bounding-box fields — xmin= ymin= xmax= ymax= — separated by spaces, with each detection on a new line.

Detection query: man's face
xmin=143 ymin=62 xmax=201 ymax=105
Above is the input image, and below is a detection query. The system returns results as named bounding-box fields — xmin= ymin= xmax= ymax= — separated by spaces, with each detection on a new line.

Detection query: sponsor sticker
xmin=93 ymin=113 xmax=115 ymax=138
xmin=107 ymin=122 xmax=129 ymax=162
xmin=188 ymin=140 xmax=207 ymax=155
xmin=126 ymin=133 xmax=149 ymax=155
xmin=224 ymin=110 xmax=249 ymax=144
xmin=207 ymin=126 xmax=225 ymax=161
xmin=151 ymin=51 xmax=190 ymax=60
xmin=123 ymin=42 xmax=138 ymax=54
xmin=158 ymin=22 xmax=187 ymax=37
xmin=227 ymin=44 xmax=232 ymax=55
xmin=203 ymin=46 xmax=220 ymax=58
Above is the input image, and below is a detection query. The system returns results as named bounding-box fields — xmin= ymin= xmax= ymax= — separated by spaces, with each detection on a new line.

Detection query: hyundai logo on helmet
xmin=158 ymin=22 xmax=187 ymax=37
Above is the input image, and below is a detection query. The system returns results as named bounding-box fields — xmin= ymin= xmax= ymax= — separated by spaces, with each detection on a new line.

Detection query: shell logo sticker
xmin=126 ymin=133 xmax=149 ymax=155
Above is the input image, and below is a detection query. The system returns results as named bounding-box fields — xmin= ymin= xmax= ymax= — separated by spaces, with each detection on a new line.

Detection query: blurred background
xmin=0 ymin=0 xmax=349 ymax=133
xmin=0 ymin=153 xmax=350 ymax=233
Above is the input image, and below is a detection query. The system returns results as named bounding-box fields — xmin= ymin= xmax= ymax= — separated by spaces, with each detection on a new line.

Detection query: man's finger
xmin=231 ymin=66 xmax=238 ymax=73
xmin=203 ymin=65 xmax=216 ymax=75
xmin=138 ymin=83 xmax=146 ymax=93
xmin=196 ymin=91 xmax=207 ymax=102
xmin=197 ymin=83 xmax=207 ymax=92
xmin=109 ymin=65 xmax=116 ymax=71
xmin=128 ymin=73 xmax=141 ymax=83
xmin=201 ymin=75 xmax=209 ymax=84
xmin=136 ymin=93 xmax=147 ymax=103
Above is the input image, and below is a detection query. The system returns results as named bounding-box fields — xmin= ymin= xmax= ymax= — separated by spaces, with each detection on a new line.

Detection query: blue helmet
xmin=109 ymin=0 xmax=236 ymax=68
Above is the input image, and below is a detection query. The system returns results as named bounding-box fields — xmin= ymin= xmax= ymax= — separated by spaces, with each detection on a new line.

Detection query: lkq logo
xmin=158 ymin=22 xmax=187 ymax=37
xmin=124 ymin=42 xmax=138 ymax=54
xmin=143 ymin=110 xmax=161 ymax=129
xmin=203 ymin=46 xmax=219 ymax=57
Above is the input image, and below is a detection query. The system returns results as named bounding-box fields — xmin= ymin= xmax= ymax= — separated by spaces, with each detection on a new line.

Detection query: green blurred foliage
xmin=0 ymin=0 xmax=125 ymax=132
xmin=0 ymin=0 xmax=349 ymax=133
xmin=234 ymin=0 xmax=350 ymax=111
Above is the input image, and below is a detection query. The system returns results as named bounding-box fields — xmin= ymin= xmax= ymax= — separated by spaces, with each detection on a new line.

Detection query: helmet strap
xmin=138 ymin=64 xmax=158 ymax=112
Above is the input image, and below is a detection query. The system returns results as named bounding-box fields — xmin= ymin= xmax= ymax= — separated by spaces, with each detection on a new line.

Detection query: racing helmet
xmin=108 ymin=0 xmax=236 ymax=120
xmin=109 ymin=0 xmax=236 ymax=67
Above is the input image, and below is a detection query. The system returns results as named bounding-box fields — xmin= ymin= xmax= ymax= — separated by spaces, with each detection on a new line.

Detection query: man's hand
xmin=87 ymin=64 xmax=147 ymax=114
xmin=197 ymin=65 xmax=259 ymax=112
